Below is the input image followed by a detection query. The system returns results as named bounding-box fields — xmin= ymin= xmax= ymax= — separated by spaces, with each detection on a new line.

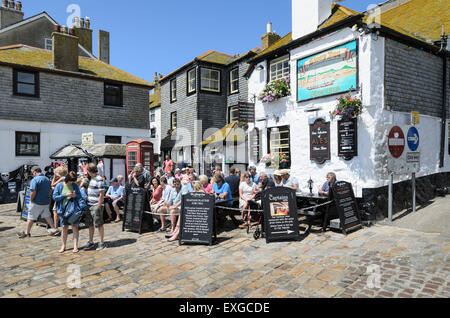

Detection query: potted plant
xmin=278 ymin=152 xmax=290 ymax=169
xmin=331 ymin=94 xmax=363 ymax=119
xmin=258 ymin=75 xmax=291 ymax=103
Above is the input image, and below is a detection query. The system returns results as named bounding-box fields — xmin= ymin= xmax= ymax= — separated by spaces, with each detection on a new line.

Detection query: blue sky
xmin=22 ymin=0 xmax=379 ymax=84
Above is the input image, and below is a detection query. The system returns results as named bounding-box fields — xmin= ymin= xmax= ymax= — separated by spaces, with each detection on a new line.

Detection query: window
xmin=104 ymin=83 xmax=123 ymax=107
xmin=229 ymin=105 xmax=239 ymax=123
xmin=201 ymin=68 xmax=220 ymax=93
xmin=105 ymin=136 xmax=122 ymax=144
xmin=127 ymin=151 xmax=137 ymax=174
xmin=13 ymin=70 xmax=39 ymax=97
xmin=170 ymin=79 xmax=177 ymax=102
xmin=150 ymin=109 xmax=156 ymax=123
xmin=45 ymin=38 xmax=52 ymax=50
xmin=269 ymin=56 xmax=290 ymax=82
xmin=268 ymin=126 xmax=291 ymax=168
xmin=170 ymin=112 xmax=177 ymax=131
xmin=151 ymin=128 xmax=157 ymax=139
xmin=230 ymin=68 xmax=239 ymax=94
xmin=187 ymin=68 xmax=196 ymax=94
xmin=16 ymin=132 xmax=40 ymax=157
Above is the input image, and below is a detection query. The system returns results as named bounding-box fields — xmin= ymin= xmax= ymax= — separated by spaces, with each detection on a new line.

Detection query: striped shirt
xmin=88 ymin=175 xmax=105 ymax=206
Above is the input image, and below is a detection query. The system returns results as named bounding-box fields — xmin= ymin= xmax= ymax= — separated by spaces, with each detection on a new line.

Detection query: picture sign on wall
xmin=297 ymin=40 xmax=358 ymax=102
xmin=310 ymin=119 xmax=331 ymax=164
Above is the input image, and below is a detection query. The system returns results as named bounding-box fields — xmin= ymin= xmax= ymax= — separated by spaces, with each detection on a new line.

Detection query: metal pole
xmin=412 ymin=173 xmax=416 ymax=213
xmin=388 ymin=173 xmax=393 ymax=222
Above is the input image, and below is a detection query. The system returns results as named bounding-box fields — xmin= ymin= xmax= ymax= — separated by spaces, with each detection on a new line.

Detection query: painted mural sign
xmin=297 ymin=41 xmax=358 ymax=102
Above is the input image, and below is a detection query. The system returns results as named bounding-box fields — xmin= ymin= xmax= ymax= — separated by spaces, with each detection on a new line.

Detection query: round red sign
xmin=388 ymin=126 xmax=405 ymax=159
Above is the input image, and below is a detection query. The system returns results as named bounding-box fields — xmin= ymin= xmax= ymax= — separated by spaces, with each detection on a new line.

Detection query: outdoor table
xmin=296 ymin=192 xmax=330 ymax=234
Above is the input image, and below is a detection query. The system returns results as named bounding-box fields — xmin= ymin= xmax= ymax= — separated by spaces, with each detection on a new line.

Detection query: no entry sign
xmin=388 ymin=126 xmax=405 ymax=159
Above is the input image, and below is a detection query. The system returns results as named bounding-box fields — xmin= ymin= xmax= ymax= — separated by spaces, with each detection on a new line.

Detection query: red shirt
xmin=151 ymin=186 xmax=163 ymax=204
xmin=164 ymin=160 xmax=173 ymax=173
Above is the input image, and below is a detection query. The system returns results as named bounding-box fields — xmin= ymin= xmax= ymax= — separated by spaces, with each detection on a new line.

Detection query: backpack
xmin=62 ymin=198 xmax=87 ymax=226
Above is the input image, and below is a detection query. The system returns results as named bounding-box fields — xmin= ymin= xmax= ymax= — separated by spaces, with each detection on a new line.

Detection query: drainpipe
xmin=440 ymin=56 xmax=448 ymax=168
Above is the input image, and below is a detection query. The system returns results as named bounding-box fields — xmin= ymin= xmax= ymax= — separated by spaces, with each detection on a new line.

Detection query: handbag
xmin=62 ymin=198 xmax=87 ymax=226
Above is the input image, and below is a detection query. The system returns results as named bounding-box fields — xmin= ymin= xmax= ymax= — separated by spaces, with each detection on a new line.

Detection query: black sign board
xmin=238 ymin=102 xmax=255 ymax=123
xmin=180 ymin=192 xmax=215 ymax=246
xmin=338 ymin=118 xmax=358 ymax=160
xmin=123 ymin=187 xmax=151 ymax=234
xmin=329 ymin=181 xmax=362 ymax=234
xmin=249 ymin=128 xmax=260 ymax=164
xmin=310 ymin=119 xmax=331 ymax=164
xmin=262 ymin=187 xmax=300 ymax=243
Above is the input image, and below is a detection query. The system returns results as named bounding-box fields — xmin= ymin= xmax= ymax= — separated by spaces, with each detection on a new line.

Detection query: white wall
xmin=248 ymin=27 xmax=450 ymax=197
xmin=149 ymin=106 xmax=161 ymax=155
xmin=0 ymin=119 xmax=149 ymax=173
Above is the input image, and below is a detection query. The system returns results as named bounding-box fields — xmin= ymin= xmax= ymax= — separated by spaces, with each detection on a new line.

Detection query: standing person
xmin=319 ymin=172 xmax=337 ymax=196
xmin=104 ymin=178 xmax=125 ymax=223
xmin=225 ymin=168 xmax=240 ymax=198
xmin=83 ymin=163 xmax=106 ymax=251
xmin=17 ymin=167 xmax=60 ymax=238
xmin=51 ymin=166 xmax=68 ymax=232
xmin=53 ymin=172 xmax=83 ymax=253
xmin=281 ymin=169 xmax=299 ymax=192
xmin=129 ymin=166 xmax=146 ymax=188
xmin=235 ymin=169 xmax=242 ymax=182
xmin=249 ymin=166 xmax=260 ymax=184
xmin=164 ymin=155 xmax=174 ymax=176
xmin=239 ymin=173 xmax=258 ymax=228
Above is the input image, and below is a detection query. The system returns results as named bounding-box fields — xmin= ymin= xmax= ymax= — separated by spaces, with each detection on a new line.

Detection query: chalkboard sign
xmin=329 ymin=181 xmax=362 ymax=234
xmin=338 ymin=118 xmax=358 ymax=160
xmin=180 ymin=193 xmax=215 ymax=246
xmin=262 ymin=187 xmax=300 ymax=243
xmin=310 ymin=119 xmax=330 ymax=164
xmin=123 ymin=187 xmax=150 ymax=234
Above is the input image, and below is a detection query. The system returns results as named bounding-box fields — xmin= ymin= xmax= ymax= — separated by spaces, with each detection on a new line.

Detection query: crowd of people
xmin=17 ymin=154 xmax=338 ymax=253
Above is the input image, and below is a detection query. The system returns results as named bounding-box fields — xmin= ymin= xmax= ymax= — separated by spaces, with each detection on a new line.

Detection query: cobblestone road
xmin=0 ymin=204 xmax=449 ymax=298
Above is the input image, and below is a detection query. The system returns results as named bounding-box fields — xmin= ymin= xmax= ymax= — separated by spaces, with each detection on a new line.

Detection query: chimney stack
xmin=98 ymin=29 xmax=110 ymax=64
xmin=73 ymin=16 xmax=93 ymax=53
xmin=261 ymin=22 xmax=281 ymax=51
xmin=52 ymin=25 xmax=79 ymax=72
xmin=0 ymin=0 xmax=23 ymax=29
xmin=292 ymin=0 xmax=332 ymax=41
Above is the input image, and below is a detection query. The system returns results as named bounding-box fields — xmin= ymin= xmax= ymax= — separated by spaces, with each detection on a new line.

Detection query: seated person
xmin=105 ymin=178 xmax=124 ymax=223
xmin=318 ymin=172 xmax=337 ymax=197
xmin=154 ymin=177 xmax=172 ymax=233
xmin=165 ymin=178 xmax=188 ymax=237
xmin=212 ymin=174 xmax=233 ymax=206
xmin=281 ymin=169 xmax=300 ymax=192
xmin=239 ymin=173 xmax=258 ymax=228
xmin=273 ymin=170 xmax=283 ymax=187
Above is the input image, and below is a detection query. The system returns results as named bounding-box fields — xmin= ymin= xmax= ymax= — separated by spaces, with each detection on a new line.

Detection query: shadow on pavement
xmin=392 ymin=200 xmax=435 ymax=222
xmin=106 ymin=238 xmax=137 ymax=248
xmin=0 ymin=227 xmax=14 ymax=232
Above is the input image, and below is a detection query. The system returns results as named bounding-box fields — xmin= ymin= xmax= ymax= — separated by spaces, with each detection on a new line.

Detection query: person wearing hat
xmin=273 ymin=170 xmax=283 ymax=187
xmin=105 ymin=177 xmax=125 ymax=223
xmin=281 ymin=169 xmax=299 ymax=192
xmin=174 ymin=168 xmax=182 ymax=180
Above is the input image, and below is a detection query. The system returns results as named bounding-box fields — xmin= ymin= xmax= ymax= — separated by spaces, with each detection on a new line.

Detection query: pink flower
xmin=336 ymin=110 xmax=340 ymax=114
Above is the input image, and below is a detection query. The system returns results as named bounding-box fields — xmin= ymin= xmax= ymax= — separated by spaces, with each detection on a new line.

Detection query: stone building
xmin=159 ymin=48 xmax=260 ymax=174
xmin=0 ymin=3 xmax=152 ymax=176
xmin=246 ymin=0 xmax=449 ymax=218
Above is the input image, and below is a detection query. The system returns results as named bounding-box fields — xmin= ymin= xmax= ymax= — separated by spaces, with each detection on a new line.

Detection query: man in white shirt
xmin=281 ymin=169 xmax=300 ymax=192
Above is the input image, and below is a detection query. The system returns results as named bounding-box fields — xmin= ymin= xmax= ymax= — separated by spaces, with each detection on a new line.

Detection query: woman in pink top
xmin=150 ymin=178 xmax=163 ymax=205
xmin=199 ymin=175 xmax=213 ymax=194
xmin=164 ymin=155 xmax=173 ymax=175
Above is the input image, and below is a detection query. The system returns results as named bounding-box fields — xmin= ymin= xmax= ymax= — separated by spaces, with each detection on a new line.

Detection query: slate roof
xmin=149 ymin=89 xmax=161 ymax=109
xmin=0 ymin=45 xmax=153 ymax=87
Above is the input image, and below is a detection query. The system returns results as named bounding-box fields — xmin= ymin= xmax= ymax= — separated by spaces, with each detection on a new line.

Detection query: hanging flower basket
xmin=258 ymin=75 xmax=291 ymax=103
xmin=261 ymin=153 xmax=290 ymax=169
xmin=331 ymin=94 xmax=363 ymax=119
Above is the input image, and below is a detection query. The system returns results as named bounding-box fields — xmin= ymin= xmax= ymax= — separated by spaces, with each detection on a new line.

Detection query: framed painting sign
xmin=297 ymin=40 xmax=358 ymax=102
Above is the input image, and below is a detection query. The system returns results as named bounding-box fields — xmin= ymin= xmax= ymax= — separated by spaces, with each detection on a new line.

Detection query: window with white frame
xmin=230 ymin=68 xmax=239 ymax=94
xmin=268 ymin=126 xmax=291 ymax=168
xmin=269 ymin=56 xmax=290 ymax=82
xmin=229 ymin=105 xmax=239 ymax=123
xmin=188 ymin=68 xmax=196 ymax=94
xmin=45 ymin=38 xmax=52 ymax=50
xmin=170 ymin=79 xmax=177 ymax=102
xmin=171 ymin=112 xmax=177 ymax=131
xmin=150 ymin=109 xmax=156 ymax=123
xmin=151 ymin=128 xmax=156 ymax=139
xmin=200 ymin=68 xmax=220 ymax=92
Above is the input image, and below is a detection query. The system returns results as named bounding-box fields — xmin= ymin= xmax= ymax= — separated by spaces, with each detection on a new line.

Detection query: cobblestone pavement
xmin=0 ymin=204 xmax=449 ymax=298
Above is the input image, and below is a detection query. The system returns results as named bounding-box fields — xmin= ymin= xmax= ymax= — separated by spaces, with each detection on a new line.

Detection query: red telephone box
xmin=126 ymin=140 xmax=154 ymax=177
